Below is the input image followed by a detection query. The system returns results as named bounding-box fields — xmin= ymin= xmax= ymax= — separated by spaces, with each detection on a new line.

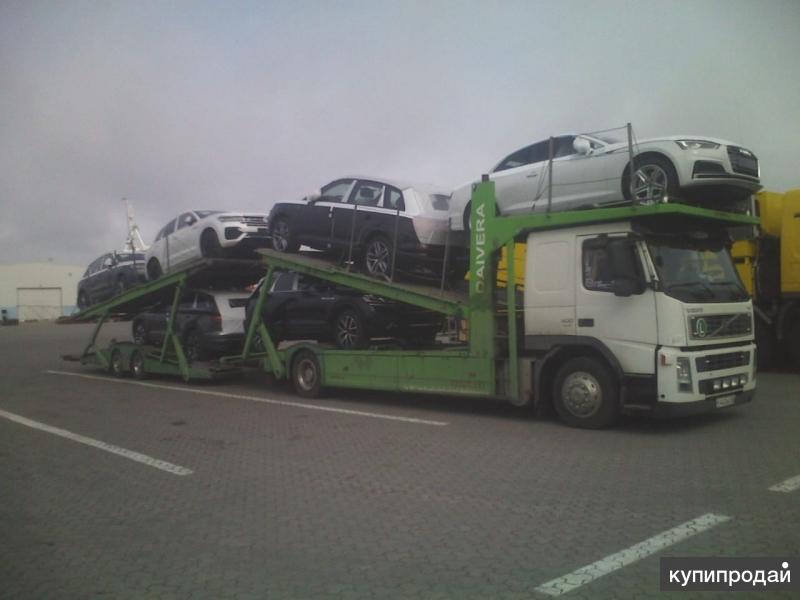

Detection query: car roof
xmin=341 ymin=175 xmax=450 ymax=196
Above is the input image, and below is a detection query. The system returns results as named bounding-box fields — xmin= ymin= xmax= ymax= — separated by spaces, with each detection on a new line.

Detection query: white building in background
xmin=0 ymin=262 xmax=83 ymax=321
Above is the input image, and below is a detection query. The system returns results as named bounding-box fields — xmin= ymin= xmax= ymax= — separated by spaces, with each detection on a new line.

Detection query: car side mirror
xmin=306 ymin=191 xmax=321 ymax=204
xmin=573 ymin=137 xmax=592 ymax=155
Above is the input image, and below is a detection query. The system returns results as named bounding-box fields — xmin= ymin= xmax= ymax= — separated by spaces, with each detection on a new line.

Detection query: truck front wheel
xmin=553 ymin=357 xmax=620 ymax=429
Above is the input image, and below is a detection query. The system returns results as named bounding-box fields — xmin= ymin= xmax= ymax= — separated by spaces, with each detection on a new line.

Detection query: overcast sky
xmin=1 ymin=0 xmax=799 ymax=266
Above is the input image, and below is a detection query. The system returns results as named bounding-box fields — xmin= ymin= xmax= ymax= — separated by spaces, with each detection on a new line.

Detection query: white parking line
xmin=45 ymin=370 xmax=450 ymax=427
xmin=768 ymin=473 xmax=800 ymax=493
xmin=534 ymin=513 xmax=731 ymax=597
xmin=0 ymin=408 xmax=193 ymax=476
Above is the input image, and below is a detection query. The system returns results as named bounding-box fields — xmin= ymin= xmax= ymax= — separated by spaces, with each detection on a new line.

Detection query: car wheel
xmin=133 ymin=321 xmax=148 ymax=345
xmin=291 ymin=350 xmax=323 ymax=398
xmin=200 ymin=228 xmax=222 ymax=258
xmin=271 ymin=217 xmax=300 ymax=253
xmin=624 ymin=156 xmax=678 ymax=204
xmin=109 ymin=348 xmax=126 ymax=378
xmin=183 ymin=330 xmax=205 ymax=363
xmin=552 ymin=357 xmax=620 ymax=429
xmin=130 ymin=350 xmax=147 ymax=380
xmin=77 ymin=291 xmax=90 ymax=310
xmin=364 ymin=235 xmax=392 ymax=279
xmin=147 ymin=258 xmax=163 ymax=280
xmin=333 ymin=309 xmax=368 ymax=349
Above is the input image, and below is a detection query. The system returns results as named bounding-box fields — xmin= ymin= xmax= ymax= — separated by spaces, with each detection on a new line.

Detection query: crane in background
xmin=122 ymin=197 xmax=148 ymax=253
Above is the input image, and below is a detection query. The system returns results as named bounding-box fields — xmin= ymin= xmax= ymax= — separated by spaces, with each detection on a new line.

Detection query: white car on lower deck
xmin=145 ymin=210 xmax=270 ymax=279
xmin=450 ymin=133 xmax=761 ymax=231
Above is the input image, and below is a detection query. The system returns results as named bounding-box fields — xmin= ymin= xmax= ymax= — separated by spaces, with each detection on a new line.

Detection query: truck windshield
xmin=647 ymin=237 xmax=748 ymax=303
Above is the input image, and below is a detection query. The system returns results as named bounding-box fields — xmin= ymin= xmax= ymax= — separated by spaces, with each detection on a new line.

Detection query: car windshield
xmin=647 ymin=236 xmax=748 ymax=303
xmin=194 ymin=210 xmax=223 ymax=219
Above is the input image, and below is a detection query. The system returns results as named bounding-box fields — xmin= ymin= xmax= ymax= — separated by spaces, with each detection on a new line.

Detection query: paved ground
xmin=1 ymin=322 xmax=798 ymax=599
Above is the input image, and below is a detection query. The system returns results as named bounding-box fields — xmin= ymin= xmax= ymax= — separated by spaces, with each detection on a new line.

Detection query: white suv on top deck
xmin=145 ymin=210 xmax=270 ymax=279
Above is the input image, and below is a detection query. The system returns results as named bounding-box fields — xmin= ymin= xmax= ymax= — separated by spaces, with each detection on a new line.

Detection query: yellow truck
xmin=732 ymin=189 xmax=800 ymax=368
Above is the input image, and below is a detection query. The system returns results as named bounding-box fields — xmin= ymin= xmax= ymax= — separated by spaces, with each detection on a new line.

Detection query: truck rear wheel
xmin=553 ymin=357 xmax=620 ymax=429
xmin=292 ymin=351 xmax=323 ymax=398
xmin=110 ymin=349 xmax=127 ymax=378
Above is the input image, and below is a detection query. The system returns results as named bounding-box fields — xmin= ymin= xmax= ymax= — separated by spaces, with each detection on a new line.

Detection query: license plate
xmin=715 ymin=395 xmax=735 ymax=408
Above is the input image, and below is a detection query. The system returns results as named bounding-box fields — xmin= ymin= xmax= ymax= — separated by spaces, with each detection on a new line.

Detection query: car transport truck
xmin=732 ymin=189 xmax=800 ymax=369
xmin=66 ymin=180 xmax=757 ymax=428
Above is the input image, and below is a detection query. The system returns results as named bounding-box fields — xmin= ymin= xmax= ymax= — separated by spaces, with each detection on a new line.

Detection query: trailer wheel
xmin=292 ymin=351 xmax=323 ymax=398
xmin=553 ymin=357 xmax=620 ymax=429
xmin=130 ymin=350 xmax=147 ymax=380
xmin=110 ymin=349 xmax=127 ymax=378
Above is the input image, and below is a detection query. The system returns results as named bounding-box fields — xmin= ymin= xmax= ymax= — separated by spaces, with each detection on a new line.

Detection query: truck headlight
xmin=675 ymin=140 xmax=720 ymax=150
xmin=676 ymin=357 xmax=692 ymax=392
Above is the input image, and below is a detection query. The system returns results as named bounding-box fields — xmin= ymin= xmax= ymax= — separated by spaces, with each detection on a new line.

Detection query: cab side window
xmin=271 ymin=273 xmax=295 ymax=293
xmin=582 ymin=240 xmax=615 ymax=292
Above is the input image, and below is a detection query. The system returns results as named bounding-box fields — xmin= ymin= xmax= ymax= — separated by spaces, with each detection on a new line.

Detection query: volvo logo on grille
xmin=694 ymin=318 xmax=708 ymax=338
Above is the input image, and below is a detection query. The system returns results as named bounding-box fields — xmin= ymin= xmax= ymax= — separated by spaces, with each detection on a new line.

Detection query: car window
xmin=350 ymin=182 xmax=384 ymax=207
xmin=320 ymin=180 xmax=354 ymax=203
xmin=177 ymin=212 xmax=197 ymax=229
xmin=494 ymin=141 xmax=551 ymax=172
xmin=271 ymin=273 xmax=295 ymax=293
xmin=178 ymin=292 xmax=196 ymax=309
xmin=195 ymin=293 xmax=216 ymax=311
xmin=554 ymin=136 xmax=577 ymax=158
xmin=429 ymin=194 xmax=449 ymax=211
xmin=163 ymin=219 xmax=176 ymax=237
xmin=383 ymin=187 xmax=405 ymax=212
xmin=296 ymin=275 xmax=318 ymax=291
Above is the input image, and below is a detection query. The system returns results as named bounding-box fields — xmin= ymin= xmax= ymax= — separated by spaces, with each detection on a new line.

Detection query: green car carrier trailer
xmin=65 ymin=180 xmax=759 ymax=428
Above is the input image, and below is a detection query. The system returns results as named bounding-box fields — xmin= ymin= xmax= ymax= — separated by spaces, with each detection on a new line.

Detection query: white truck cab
xmin=524 ymin=219 xmax=755 ymax=426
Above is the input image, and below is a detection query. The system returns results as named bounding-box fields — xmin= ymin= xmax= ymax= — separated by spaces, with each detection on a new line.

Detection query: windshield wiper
xmin=707 ymin=281 xmax=749 ymax=300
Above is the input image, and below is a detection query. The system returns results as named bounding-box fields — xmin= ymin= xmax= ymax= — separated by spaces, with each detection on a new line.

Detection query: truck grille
xmin=241 ymin=216 xmax=268 ymax=227
xmin=695 ymin=351 xmax=750 ymax=372
xmin=726 ymin=146 xmax=759 ymax=178
xmin=689 ymin=313 xmax=752 ymax=340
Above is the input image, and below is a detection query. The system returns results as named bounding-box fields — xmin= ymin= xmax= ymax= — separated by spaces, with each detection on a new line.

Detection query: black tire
xmin=332 ymin=309 xmax=368 ymax=349
xmin=130 ymin=350 xmax=147 ymax=380
xmin=463 ymin=201 xmax=472 ymax=232
xmin=552 ymin=356 xmax=620 ymax=429
xmin=363 ymin=235 xmax=393 ymax=279
xmin=623 ymin=155 xmax=679 ymax=204
xmin=109 ymin=348 xmax=126 ymax=378
xmin=183 ymin=329 xmax=205 ymax=363
xmin=147 ymin=258 xmax=163 ymax=281
xmin=291 ymin=350 xmax=323 ymax=398
xmin=200 ymin=228 xmax=222 ymax=258
xmin=132 ymin=321 xmax=148 ymax=345
xmin=77 ymin=291 xmax=90 ymax=310
xmin=271 ymin=217 xmax=300 ymax=253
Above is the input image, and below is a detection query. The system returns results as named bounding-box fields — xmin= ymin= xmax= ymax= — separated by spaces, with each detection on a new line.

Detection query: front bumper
xmin=651 ymin=387 xmax=754 ymax=417
xmin=220 ymin=225 xmax=271 ymax=248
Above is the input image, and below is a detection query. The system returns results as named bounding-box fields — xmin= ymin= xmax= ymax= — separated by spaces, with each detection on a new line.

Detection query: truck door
xmin=575 ymin=235 xmax=657 ymax=375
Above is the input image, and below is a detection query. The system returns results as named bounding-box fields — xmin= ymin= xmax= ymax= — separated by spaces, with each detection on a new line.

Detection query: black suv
xmin=77 ymin=251 xmax=146 ymax=309
xmin=245 ymin=271 xmax=443 ymax=350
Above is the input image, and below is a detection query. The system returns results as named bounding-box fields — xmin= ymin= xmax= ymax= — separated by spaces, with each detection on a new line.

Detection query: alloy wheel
xmin=365 ymin=239 xmax=391 ymax=277
xmin=335 ymin=313 xmax=360 ymax=348
xmin=272 ymin=220 xmax=290 ymax=252
xmin=632 ymin=164 xmax=668 ymax=203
